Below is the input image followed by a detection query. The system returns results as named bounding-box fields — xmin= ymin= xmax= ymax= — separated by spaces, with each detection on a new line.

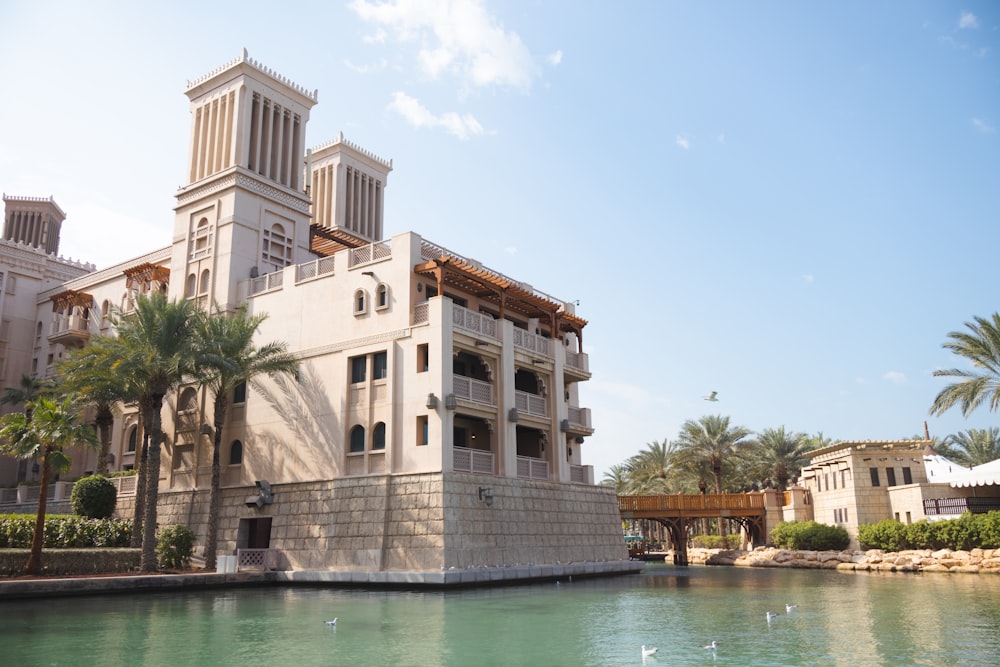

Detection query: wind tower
xmin=171 ymin=49 xmax=318 ymax=310
xmin=2 ymin=195 xmax=64 ymax=255
xmin=308 ymin=132 xmax=392 ymax=249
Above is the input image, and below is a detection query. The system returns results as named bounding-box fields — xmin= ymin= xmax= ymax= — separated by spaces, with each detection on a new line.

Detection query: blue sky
xmin=1 ymin=1 xmax=998 ymax=478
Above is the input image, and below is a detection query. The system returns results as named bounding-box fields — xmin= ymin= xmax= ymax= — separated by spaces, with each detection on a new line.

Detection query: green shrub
xmin=70 ymin=475 xmax=117 ymax=519
xmin=156 ymin=524 xmax=195 ymax=569
xmin=857 ymin=519 xmax=909 ymax=551
xmin=770 ymin=521 xmax=850 ymax=551
xmin=691 ymin=534 xmax=740 ymax=549
xmin=0 ymin=514 xmax=130 ymax=548
xmin=971 ymin=511 xmax=1000 ymax=548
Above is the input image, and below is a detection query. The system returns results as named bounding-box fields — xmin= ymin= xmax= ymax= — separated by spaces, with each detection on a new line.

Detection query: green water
xmin=2 ymin=564 xmax=998 ymax=666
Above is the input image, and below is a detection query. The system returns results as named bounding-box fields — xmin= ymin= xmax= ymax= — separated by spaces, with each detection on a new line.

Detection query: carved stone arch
xmin=535 ymin=373 xmax=547 ymax=398
xmin=485 ymin=419 xmax=495 ymax=433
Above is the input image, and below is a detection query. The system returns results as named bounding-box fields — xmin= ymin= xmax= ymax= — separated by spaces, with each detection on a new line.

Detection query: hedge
xmin=770 ymin=521 xmax=850 ymax=551
xmin=0 ymin=514 xmax=131 ymax=549
xmin=0 ymin=548 xmax=140 ymax=577
xmin=858 ymin=512 xmax=1000 ymax=551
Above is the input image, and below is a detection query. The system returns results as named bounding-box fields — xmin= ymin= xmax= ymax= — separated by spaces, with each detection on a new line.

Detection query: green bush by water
xmin=770 ymin=521 xmax=850 ymax=551
xmin=0 ymin=514 xmax=131 ymax=548
xmin=858 ymin=511 xmax=1000 ymax=551
xmin=156 ymin=524 xmax=195 ymax=569
xmin=70 ymin=474 xmax=117 ymax=519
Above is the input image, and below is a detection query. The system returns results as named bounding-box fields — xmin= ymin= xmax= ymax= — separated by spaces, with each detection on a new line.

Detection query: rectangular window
xmin=869 ymin=467 xmax=880 ymax=487
xmin=832 ymin=472 xmax=837 ymax=489
xmin=894 ymin=512 xmax=900 ymax=521
xmin=350 ymin=355 xmax=366 ymax=383
xmin=233 ymin=380 xmax=247 ymax=404
xmin=905 ymin=511 xmax=912 ymax=524
xmin=6 ymin=275 xmax=15 ymax=294
xmin=886 ymin=467 xmax=897 ymax=487
xmin=824 ymin=474 xmax=829 ymax=491
xmin=902 ymin=467 xmax=912 ymax=485
xmin=417 ymin=344 xmax=429 ymax=373
xmin=841 ymin=470 xmax=846 ymax=488
xmin=417 ymin=415 xmax=428 ymax=446
xmin=373 ymin=351 xmax=387 ymax=380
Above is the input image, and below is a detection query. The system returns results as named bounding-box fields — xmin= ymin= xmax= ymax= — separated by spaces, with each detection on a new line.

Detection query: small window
xmin=417 ymin=344 xmax=429 ymax=373
xmin=229 ymin=440 xmax=243 ymax=465
xmin=350 ymin=356 xmax=366 ymax=383
xmin=199 ymin=269 xmax=211 ymax=295
xmin=373 ymin=351 xmax=387 ymax=380
xmin=902 ymin=467 xmax=912 ymax=485
xmin=349 ymin=425 xmax=366 ymax=453
xmin=375 ymin=283 xmax=389 ymax=310
xmin=354 ymin=289 xmax=367 ymax=315
xmin=886 ymin=467 xmax=897 ymax=487
xmin=417 ymin=416 xmax=428 ymax=446
xmin=186 ymin=273 xmax=197 ymax=298
xmin=6 ymin=275 xmax=15 ymax=294
xmin=841 ymin=470 xmax=846 ymax=488
xmin=179 ymin=387 xmax=198 ymax=413
xmin=372 ymin=422 xmax=386 ymax=450
xmin=869 ymin=467 xmax=880 ymax=487
xmin=127 ymin=426 xmax=138 ymax=453
xmin=233 ymin=380 xmax=247 ymax=404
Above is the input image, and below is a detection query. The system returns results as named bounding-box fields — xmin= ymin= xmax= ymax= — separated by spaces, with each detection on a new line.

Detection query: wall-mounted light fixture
xmin=478 ymin=486 xmax=494 ymax=507
xmin=560 ymin=419 xmax=570 ymax=432
xmin=426 ymin=393 xmax=439 ymax=409
xmin=361 ymin=271 xmax=375 ymax=277
xmin=445 ymin=393 xmax=457 ymax=410
xmin=246 ymin=480 xmax=274 ymax=508
xmin=508 ymin=408 xmax=519 ymax=422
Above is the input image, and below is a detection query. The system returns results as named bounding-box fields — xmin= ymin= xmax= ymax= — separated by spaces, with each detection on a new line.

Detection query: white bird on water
xmin=766 ymin=611 xmax=779 ymax=622
xmin=703 ymin=640 xmax=718 ymax=651
xmin=703 ymin=391 xmax=719 ymax=402
xmin=641 ymin=645 xmax=657 ymax=658
xmin=324 ymin=618 xmax=337 ymax=626
xmin=786 ymin=604 xmax=798 ymax=613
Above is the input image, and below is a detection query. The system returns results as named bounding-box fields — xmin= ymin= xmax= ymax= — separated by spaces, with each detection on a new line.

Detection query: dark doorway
xmin=239 ymin=517 xmax=272 ymax=549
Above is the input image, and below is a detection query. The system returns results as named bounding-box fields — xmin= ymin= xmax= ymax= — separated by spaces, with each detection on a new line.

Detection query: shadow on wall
xmin=249 ymin=361 xmax=341 ymax=480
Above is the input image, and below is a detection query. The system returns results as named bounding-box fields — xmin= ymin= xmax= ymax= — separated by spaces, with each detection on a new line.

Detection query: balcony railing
xmin=249 ymin=271 xmax=283 ymax=296
xmin=296 ymin=255 xmax=336 ymax=282
xmin=453 ymin=305 xmax=498 ymax=340
xmin=923 ymin=497 xmax=1000 ymax=516
xmin=512 ymin=328 xmax=551 ymax=357
xmin=570 ymin=464 xmax=591 ymax=484
xmin=516 ymin=456 xmax=548 ymax=480
xmin=514 ymin=390 xmax=547 ymax=418
xmin=566 ymin=406 xmax=592 ymax=430
xmin=349 ymin=240 xmax=391 ymax=267
xmin=453 ymin=375 xmax=494 ymax=405
xmin=237 ymin=548 xmax=279 ymax=571
xmin=454 ymin=446 xmax=494 ymax=474
xmin=413 ymin=302 xmax=429 ymax=325
xmin=111 ymin=474 xmax=138 ymax=497
xmin=565 ymin=350 xmax=590 ymax=374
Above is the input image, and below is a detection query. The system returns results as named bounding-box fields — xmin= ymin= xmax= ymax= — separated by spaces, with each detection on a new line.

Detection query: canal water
xmin=2 ymin=564 xmax=999 ymax=666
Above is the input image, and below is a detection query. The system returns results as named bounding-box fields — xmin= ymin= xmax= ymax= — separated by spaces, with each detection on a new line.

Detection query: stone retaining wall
xmin=680 ymin=547 xmax=1000 ymax=573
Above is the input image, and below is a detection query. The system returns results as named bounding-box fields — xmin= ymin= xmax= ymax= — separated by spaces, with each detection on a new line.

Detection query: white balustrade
xmin=516 ymin=456 xmax=548 ymax=480
xmin=454 ymin=446 xmax=494 ymax=474
xmin=514 ymin=390 xmax=547 ymax=417
xmin=453 ymin=376 xmax=494 ymax=405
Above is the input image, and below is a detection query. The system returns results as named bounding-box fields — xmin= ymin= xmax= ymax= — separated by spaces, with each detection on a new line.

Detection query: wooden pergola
xmin=413 ymin=255 xmax=587 ymax=353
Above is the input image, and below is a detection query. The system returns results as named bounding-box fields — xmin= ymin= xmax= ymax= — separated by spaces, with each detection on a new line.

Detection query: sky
xmin=1 ymin=1 xmax=999 ymax=479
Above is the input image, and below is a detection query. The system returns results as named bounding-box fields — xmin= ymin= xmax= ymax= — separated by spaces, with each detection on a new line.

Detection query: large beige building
xmin=0 ymin=51 xmax=635 ymax=583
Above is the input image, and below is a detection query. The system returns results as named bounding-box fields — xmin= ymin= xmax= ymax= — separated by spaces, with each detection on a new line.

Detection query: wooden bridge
xmin=618 ymin=493 xmax=771 ymax=565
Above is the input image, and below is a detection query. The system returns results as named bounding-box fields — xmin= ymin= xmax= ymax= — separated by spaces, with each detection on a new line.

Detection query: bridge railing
xmin=618 ymin=493 xmax=766 ymax=512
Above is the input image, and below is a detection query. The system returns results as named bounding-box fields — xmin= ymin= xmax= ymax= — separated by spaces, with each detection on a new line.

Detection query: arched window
xmin=349 ymin=425 xmax=365 ymax=453
xmin=229 ymin=440 xmax=243 ymax=465
xmin=178 ymin=387 xmax=198 ymax=413
xmin=372 ymin=422 xmax=386 ymax=450
xmin=262 ymin=222 xmax=293 ymax=269
xmin=185 ymin=273 xmax=196 ymax=298
xmin=127 ymin=426 xmax=138 ymax=453
xmin=375 ymin=283 xmax=389 ymax=310
xmin=199 ymin=269 xmax=210 ymax=295
xmin=354 ymin=289 xmax=367 ymax=315
xmin=191 ymin=217 xmax=212 ymax=258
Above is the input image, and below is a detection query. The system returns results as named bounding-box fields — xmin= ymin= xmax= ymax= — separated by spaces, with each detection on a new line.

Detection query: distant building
xmin=0 ymin=51 xmax=633 ymax=582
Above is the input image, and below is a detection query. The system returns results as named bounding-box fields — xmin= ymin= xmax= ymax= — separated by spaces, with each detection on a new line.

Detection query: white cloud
xmin=546 ymin=50 xmax=563 ymax=66
xmin=388 ymin=91 xmax=484 ymax=139
xmin=716 ymin=133 xmax=726 ymax=144
xmin=959 ymin=11 xmax=979 ymax=29
xmin=349 ymin=0 xmax=540 ymax=91
xmin=675 ymin=135 xmax=690 ymax=150
xmin=504 ymin=246 xmax=517 ymax=255
xmin=801 ymin=274 xmax=814 ymax=284
xmin=363 ymin=27 xmax=388 ymax=44
xmin=883 ymin=371 xmax=908 ymax=385
xmin=972 ymin=117 xmax=996 ymax=134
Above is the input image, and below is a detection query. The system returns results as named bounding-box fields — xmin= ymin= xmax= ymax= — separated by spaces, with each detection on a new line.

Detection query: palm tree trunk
xmin=140 ymin=398 xmax=164 ymax=572
xmin=95 ymin=407 xmax=113 ymax=475
xmin=25 ymin=454 xmax=51 ymax=575
xmin=130 ymin=422 xmax=149 ymax=549
xmin=204 ymin=407 xmax=225 ymax=571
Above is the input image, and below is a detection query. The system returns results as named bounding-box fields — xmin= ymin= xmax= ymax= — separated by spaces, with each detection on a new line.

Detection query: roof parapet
xmin=185 ymin=48 xmax=318 ymax=103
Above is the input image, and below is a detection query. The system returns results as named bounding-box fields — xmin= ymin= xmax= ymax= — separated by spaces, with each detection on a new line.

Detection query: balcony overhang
xmin=414 ymin=255 xmax=588 ymax=344
xmin=309 ymin=223 xmax=369 ymax=257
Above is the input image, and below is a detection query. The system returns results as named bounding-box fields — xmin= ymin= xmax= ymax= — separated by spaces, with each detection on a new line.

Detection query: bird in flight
xmin=703 ymin=391 xmax=719 ymax=402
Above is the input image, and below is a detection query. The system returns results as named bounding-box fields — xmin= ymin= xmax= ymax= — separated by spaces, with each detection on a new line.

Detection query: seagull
xmin=324 ymin=618 xmax=337 ymax=626
xmin=703 ymin=640 xmax=718 ymax=651
xmin=766 ymin=611 xmax=779 ymax=622
xmin=703 ymin=391 xmax=719 ymax=402
xmin=786 ymin=604 xmax=798 ymax=613
xmin=641 ymin=645 xmax=658 ymax=658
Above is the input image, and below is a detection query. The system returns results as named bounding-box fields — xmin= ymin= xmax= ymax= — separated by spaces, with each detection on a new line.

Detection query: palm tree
xmin=0 ymin=396 xmax=99 ymax=574
xmin=941 ymin=428 xmax=1000 ymax=468
xmin=673 ymin=415 xmax=752 ymax=494
xmin=742 ymin=426 xmax=810 ymax=490
xmin=1 ymin=375 xmax=52 ymax=482
xmin=58 ymin=337 xmax=140 ymax=475
xmin=626 ymin=439 xmax=679 ymax=494
xmin=192 ymin=304 xmax=298 ymax=571
xmin=600 ymin=464 xmax=630 ymax=494
xmin=930 ymin=313 xmax=1000 ymax=418
xmin=110 ymin=292 xmax=197 ymax=571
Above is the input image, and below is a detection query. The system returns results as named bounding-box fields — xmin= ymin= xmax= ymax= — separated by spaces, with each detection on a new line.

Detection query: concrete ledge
xmin=0 ymin=571 xmax=276 ymax=600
